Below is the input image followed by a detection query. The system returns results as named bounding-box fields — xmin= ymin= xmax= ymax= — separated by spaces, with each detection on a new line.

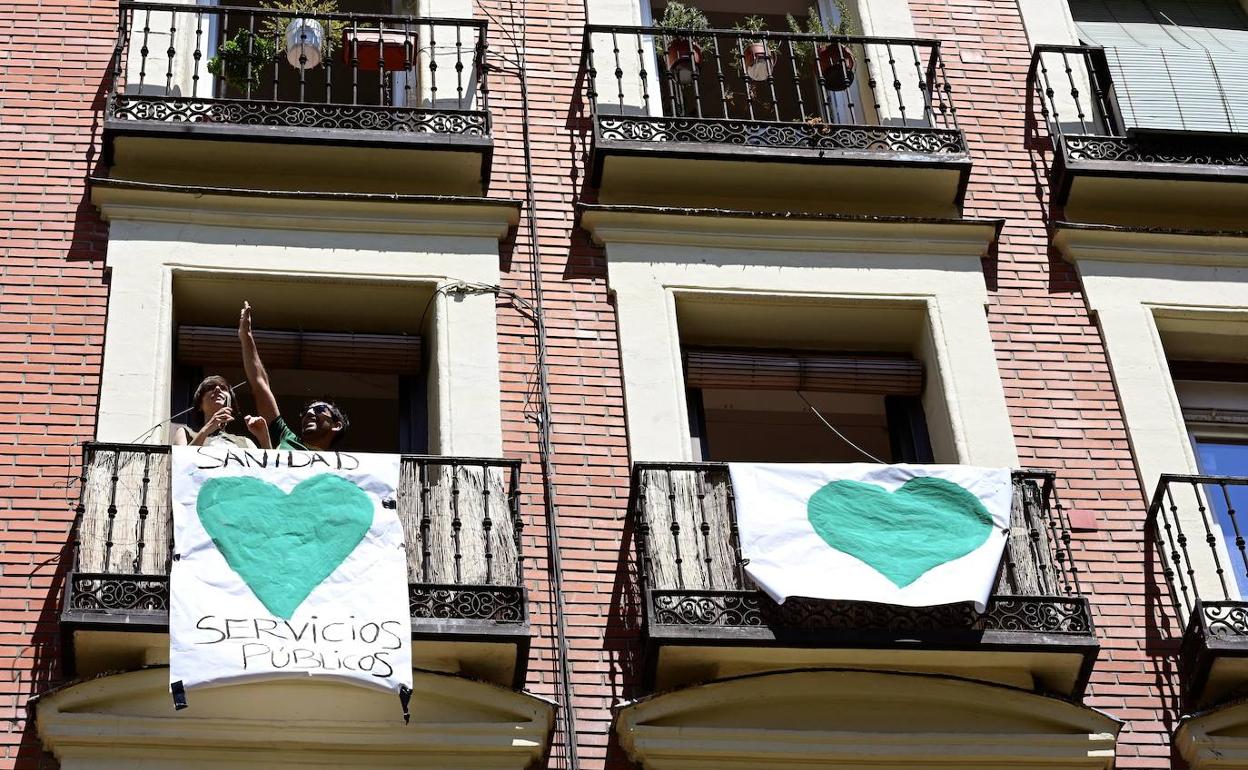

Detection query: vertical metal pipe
xmin=1155 ymin=481 xmax=1194 ymax=615
xmin=428 ymin=22 xmax=438 ymax=107
xmin=350 ymin=18 xmax=359 ymax=105
xmin=454 ymin=23 xmax=464 ymax=109
xmin=138 ymin=9 xmax=151 ymax=91
xmin=102 ymin=449 xmax=121 ymax=574
xmin=708 ymin=34 xmax=729 ymax=119
xmin=786 ymin=38 xmax=806 ymax=121
xmin=450 ymin=461 xmax=462 ymax=585
xmin=1192 ymin=480 xmax=1230 ymax=598
xmin=735 ymin=35 xmax=756 ymax=121
xmin=611 ymin=29 xmax=624 ymax=113
xmin=164 ymin=12 xmax=176 ymax=96
xmin=693 ymin=467 xmax=712 ymax=590
xmin=376 ymin=17 xmax=386 ymax=105
xmin=1169 ymin=484 xmax=1201 ymax=607
xmin=481 ymin=462 xmax=494 ymax=585
xmin=911 ymin=42 xmax=933 ymax=125
xmin=1220 ymin=482 xmax=1248 ymax=589
xmin=192 ymin=11 xmax=203 ymax=98
xmin=635 ymin=31 xmax=650 ymax=116
xmin=1059 ymin=50 xmax=1088 ymax=133
xmin=419 ymin=459 xmax=431 ymax=583
xmin=665 ymin=467 xmax=684 ymax=591
xmin=885 ymin=41 xmax=904 ymax=125
xmin=509 ymin=462 xmax=523 ymax=585
xmin=133 ymin=449 xmax=153 ymax=574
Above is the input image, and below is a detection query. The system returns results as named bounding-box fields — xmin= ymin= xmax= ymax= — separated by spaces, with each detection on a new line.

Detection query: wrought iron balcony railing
xmin=65 ymin=443 xmax=525 ymax=633
xmin=106 ymin=1 xmax=489 ymax=140
xmin=583 ymin=25 xmax=967 ymax=160
xmin=1028 ymin=44 xmax=1248 ymax=172
xmin=1150 ymin=474 xmax=1248 ymax=704
xmin=631 ymin=463 xmax=1092 ymax=644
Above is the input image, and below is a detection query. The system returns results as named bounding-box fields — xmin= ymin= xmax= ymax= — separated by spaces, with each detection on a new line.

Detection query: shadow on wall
xmin=604 ymin=503 xmax=646 ymax=768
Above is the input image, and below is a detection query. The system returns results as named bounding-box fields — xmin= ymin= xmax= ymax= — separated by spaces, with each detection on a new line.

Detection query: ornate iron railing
xmin=64 ymin=443 xmax=525 ymax=627
xmin=583 ymin=25 xmax=966 ymax=157
xmin=106 ymin=1 xmax=489 ymax=137
xmin=1028 ymin=45 xmax=1248 ymax=169
xmin=1150 ymin=475 xmax=1248 ymax=640
xmin=630 ymin=464 xmax=1091 ymax=636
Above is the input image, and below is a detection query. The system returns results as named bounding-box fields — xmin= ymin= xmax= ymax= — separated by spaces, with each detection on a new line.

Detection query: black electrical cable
xmin=507 ymin=8 xmax=581 ymax=769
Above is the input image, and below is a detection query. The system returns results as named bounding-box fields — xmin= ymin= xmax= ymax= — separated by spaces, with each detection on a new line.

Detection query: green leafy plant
xmin=731 ymin=15 xmax=776 ymax=67
xmin=207 ymin=29 xmax=278 ymax=92
xmin=259 ymin=0 xmax=346 ymax=58
xmin=654 ymin=1 xmax=713 ymax=51
xmin=785 ymin=2 xmax=855 ymax=65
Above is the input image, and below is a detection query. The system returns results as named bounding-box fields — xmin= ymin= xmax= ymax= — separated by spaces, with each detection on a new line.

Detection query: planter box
xmin=342 ymin=29 xmax=415 ymax=71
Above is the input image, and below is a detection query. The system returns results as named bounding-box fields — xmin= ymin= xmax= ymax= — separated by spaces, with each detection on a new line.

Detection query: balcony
xmin=103 ymin=2 xmax=491 ymax=195
xmin=630 ymin=463 xmax=1097 ymax=697
xmin=1030 ymin=45 xmax=1248 ymax=228
xmin=582 ymin=26 xmax=970 ymax=216
xmin=1150 ymin=474 xmax=1248 ymax=708
xmin=63 ymin=443 xmax=528 ymax=687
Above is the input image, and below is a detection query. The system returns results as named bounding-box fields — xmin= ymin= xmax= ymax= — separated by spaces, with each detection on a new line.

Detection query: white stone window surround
xmin=1057 ymin=227 xmax=1248 ymax=603
xmin=93 ymin=189 xmax=509 ymax=458
xmin=585 ymin=213 xmax=1019 ymax=466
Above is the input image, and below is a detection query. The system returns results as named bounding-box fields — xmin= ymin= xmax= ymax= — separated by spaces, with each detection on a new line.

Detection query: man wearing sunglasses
xmin=237 ymin=301 xmax=350 ymax=451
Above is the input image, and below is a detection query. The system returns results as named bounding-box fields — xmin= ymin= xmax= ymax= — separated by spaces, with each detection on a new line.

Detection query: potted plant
xmin=655 ymin=1 xmax=712 ymax=85
xmin=733 ymin=16 xmax=776 ymax=83
xmin=259 ymin=0 xmax=345 ymax=70
xmin=207 ymin=29 xmax=278 ymax=92
xmin=786 ymin=1 xmax=857 ymax=91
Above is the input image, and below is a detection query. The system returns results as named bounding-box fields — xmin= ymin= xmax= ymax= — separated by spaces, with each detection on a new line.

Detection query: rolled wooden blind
xmin=177 ymin=325 xmax=422 ymax=375
xmin=684 ymin=347 xmax=923 ymax=395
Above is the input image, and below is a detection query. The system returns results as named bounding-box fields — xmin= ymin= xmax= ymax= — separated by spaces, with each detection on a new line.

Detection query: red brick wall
xmin=0 ymin=1 xmax=116 ymax=767
xmin=908 ymin=1 xmax=1179 ymax=766
xmin=0 ymin=0 xmax=1180 ymax=769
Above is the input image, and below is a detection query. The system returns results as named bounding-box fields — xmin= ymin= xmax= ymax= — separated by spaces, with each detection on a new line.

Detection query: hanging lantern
xmin=285 ymin=17 xmax=325 ymax=69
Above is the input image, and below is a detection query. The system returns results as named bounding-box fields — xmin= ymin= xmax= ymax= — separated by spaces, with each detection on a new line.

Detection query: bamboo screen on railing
xmin=632 ymin=464 xmax=1070 ymax=598
xmin=683 ymin=348 xmax=923 ymax=395
xmin=74 ymin=444 xmax=521 ymax=587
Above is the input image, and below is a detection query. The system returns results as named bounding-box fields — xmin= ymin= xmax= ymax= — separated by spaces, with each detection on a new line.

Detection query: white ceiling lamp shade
xmin=285 ymin=18 xmax=325 ymax=69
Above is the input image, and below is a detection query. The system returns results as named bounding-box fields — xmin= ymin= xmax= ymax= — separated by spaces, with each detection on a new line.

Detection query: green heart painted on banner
xmin=196 ymin=474 xmax=373 ymax=619
xmin=806 ymin=477 xmax=993 ymax=588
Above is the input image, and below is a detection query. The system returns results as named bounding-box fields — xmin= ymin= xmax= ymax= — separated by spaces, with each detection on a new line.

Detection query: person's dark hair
xmin=191 ymin=375 xmax=233 ymax=424
xmin=305 ymin=399 xmax=349 ymax=446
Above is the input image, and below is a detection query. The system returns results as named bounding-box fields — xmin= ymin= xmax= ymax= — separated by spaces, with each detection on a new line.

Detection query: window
xmin=1068 ymin=0 xmax=1248 ymax=132
xmin=1176 ymin=374 xmax=1248 ymax=597
xmin=169 ymin=272 xmax=431 ymax=453
xmin=681 ymin=346 xmax=932 ymax=463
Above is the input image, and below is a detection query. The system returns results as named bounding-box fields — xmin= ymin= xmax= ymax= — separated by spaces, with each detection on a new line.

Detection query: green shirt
xmin=268 ymin=416 xmax=308 ymax=450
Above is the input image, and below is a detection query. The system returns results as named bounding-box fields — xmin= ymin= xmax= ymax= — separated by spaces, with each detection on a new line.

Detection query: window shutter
xmin=1069 ymin=0 xmax=1248 ymax=132
xmin=683 ymin=347 xmax=923 ymax=396
xmin=177 ymin=325 xmax=422 ymax=375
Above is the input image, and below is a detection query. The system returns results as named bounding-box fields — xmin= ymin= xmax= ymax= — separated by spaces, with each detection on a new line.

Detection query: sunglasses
xmin=304 ymin=402 xmax=335 ymax=417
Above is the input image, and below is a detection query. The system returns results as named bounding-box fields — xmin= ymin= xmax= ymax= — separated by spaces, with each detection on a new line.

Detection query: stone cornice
xmin=1054 ymin=222 xmax=1248 ymax=268
xmin=578 ymin=204 xmax=1003 ymax=256
xmin=91 ymin=178 xmax=521 ymax=239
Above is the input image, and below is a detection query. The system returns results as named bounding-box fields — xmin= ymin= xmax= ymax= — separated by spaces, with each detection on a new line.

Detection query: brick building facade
xmin=5 ymin=0 xmax=1248 ymax=767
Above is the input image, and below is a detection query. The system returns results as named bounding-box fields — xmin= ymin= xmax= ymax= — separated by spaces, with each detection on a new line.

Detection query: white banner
xmin=728 ymin=463 xmax=1012 ymax=612
xmin=170 ymin=446 xmax=412 ymax=705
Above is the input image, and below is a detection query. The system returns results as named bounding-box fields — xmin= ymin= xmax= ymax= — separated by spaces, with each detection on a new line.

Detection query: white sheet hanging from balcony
xmin=168 ymin=446 xmax=413 ymax=714
xmin=727 ymin=464 xmax=1012 ymax=612
xmin=1070 ymin=0 xmax=1248 ymax=132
